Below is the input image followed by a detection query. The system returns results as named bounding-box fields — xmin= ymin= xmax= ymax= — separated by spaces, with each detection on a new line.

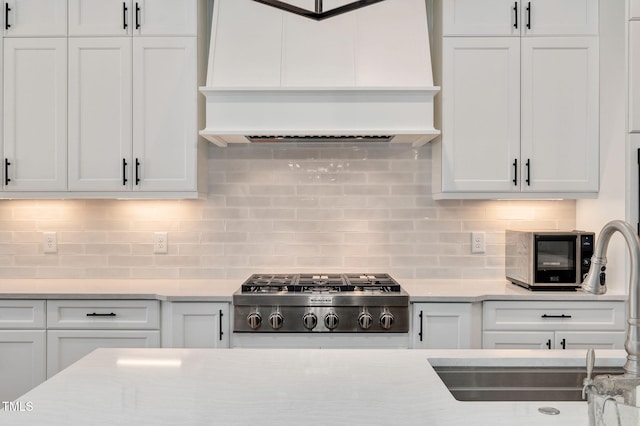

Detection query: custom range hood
xmin=200 ymin=0 xmax=440 ymax=147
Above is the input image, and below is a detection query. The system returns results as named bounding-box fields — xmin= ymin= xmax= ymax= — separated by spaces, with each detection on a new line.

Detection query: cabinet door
xmin=411 ymin=303 xmax=477 ymax=349
xmin=442 ymin=0 xmax=520 ymax=36
xmin=68 ymin=0 xmax=131 ymax=36
xmin=166 ymin=302 xmax=229 ymax=348
xmin=3 ymin=0 xmax=67 ymax=37
xmin=520 ymin=37 xmax=599 ymax=193
xmin=3 ymin=38 xmax=67 ymax=191
xmin=0 ymin=330 xmax=46 ymax=401
xmin=523 ymin=0 xmax=598 ymax=36
xmin=630 ymin=21 xmax=640 ymax=132
xmin=134 ymin=0 xmax=197 ymax=36
xmin=68 ymin=38 xmax=133 ymax=191
xmin=483 ymin=331 xmax=554 ymax=349
xmin=555 ymin=331 xmax=626 ymax=350
xmin=47 ymin=330 xmax=160 ymax=378
xmin=441 ymin=37 xmax=521 ymax=192
xmin=132 ymin=37 xmax=197 ymax=192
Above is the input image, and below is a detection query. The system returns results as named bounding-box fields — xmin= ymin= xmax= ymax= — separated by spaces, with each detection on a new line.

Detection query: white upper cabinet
xmin=132 ymin=37 xmax=197 ymax=192
xmin=68 ymin=38 xmax=133 ymax=191
xmin=520 ymin=37 xmax=599 ymax=192
xmin=433 ymin=0 xmax=599 ymax=198
xmin=133 ymin=0 xmax=197 ymax=36
xmin=3 ymin=0 xmax=67 ymax=37
xmin=68 ymin=0 xmax=197 ymax=36
xmin=440 ymin=37 xmax=521 ymax=192
xmin=443 ymin=0 xmax=520 ymax=36
xmin=3 ymin=38 xmax=67 ymax=191
xmin=68 ymin=0 xmax=131 ymax=36
xmin=522 ymin=0 xmax=598 ymax=36
xmin=443 ymin=0 xmax=598 ymax=36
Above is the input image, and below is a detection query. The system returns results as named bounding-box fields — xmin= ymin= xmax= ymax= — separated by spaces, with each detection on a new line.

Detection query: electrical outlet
xmin=153 ymin=232 xmax=168 ymax=254
xmin=471 ymin=232 xmax=485 ymax=254
xmin=43 ymin=232 xmax=57 ymax=254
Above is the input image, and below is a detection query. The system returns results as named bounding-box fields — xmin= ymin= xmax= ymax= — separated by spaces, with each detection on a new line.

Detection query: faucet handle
xmin=586 ymin=348 xmax=595 ymax=382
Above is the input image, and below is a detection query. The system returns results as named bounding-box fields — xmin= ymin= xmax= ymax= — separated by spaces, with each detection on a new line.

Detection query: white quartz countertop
xmin=0 ymin=278 xmax=627 ymax=302
xmin=1 ymin=348 xmax=626 ymax=425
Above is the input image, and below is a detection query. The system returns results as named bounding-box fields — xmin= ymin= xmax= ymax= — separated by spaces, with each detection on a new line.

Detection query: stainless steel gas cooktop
xmin=233 ymin=273 xmax=409 ymax=333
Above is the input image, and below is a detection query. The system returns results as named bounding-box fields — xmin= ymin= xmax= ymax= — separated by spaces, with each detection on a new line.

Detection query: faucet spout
xmin=582 ymin=220 xmax=640 ymax=377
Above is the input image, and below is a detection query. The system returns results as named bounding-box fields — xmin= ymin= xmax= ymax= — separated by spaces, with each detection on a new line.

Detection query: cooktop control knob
xmin=268 ymin=311 xmax=284 ymax=329
xmin=324 ymin=312 xmax=339 ymax=330
xmin=246 ymin=312 xmax=262 ymax=330
xmin=379 ymin=310 xmax=395 ymax=330
xmin=302 ymin=312 xmax=318 ymax=330
xmin=358 ymin=311 xmax=373 ymax=330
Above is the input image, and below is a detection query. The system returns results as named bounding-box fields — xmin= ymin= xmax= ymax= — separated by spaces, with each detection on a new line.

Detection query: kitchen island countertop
xmin=0 ymin=278 xmax=627 ymax=302
xmin=1 ymin=348 xmax=625 ymax=425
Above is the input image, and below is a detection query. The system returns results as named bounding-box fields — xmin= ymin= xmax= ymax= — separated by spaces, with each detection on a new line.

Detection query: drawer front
xmin=0 ymin=300 xmax=46 ymax=329
xmin=632 ymin=0 xmax=640 ymax=20
xmin=47 ymin=300 xmax=159 ymax=329
xmin=483 ymin=301 xmax=625 ymax=331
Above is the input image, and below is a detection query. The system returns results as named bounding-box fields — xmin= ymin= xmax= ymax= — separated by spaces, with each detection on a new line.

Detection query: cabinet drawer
xmin=47 ymin=300 xmax=159 ymax=329
xmin=483 ymin=301 xmax=625 ymax=331
xmin=0 ymin=300 xmax=46 ymax=329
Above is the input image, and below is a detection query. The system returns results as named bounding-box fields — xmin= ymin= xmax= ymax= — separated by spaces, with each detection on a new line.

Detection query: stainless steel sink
xmin=433 ymin=366 xmax=625 ymax=402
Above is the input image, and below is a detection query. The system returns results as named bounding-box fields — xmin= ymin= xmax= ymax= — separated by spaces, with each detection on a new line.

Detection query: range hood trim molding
xmin=200 ymin=86 xmax=440 ymax=148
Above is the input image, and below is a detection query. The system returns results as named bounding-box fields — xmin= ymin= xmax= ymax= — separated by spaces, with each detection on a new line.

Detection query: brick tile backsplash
xmin=0 ymin=143 xmax=575 ymax=279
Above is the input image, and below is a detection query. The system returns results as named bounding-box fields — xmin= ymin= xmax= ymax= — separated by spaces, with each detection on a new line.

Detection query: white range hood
xmin=200 ymin=0 xmax=440 ymax=147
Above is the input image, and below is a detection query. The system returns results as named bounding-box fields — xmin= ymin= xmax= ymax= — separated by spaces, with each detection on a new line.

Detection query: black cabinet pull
xmin=546 ymin=339 xmax=551 ymax=349
xmin=123 ymin=2 xmax=128 ymax=30
xmin=4 ymin=159 xmax=10 ymax=185
xmin=122 ymin=158 xmax=128 ymax=186
xmin=5 ymin=3 xmax=10 ymax=30
xmin=512 ymin=158 xmax=518 ymax=186
xmin=525 ymin=159 xmax=531 ymax=186
xmin=86 ymin=312 xmax=117 ymax=317
xmin=219 ymin=309 xmax=224 ymax=341
xmin=135 ymin=2 xmax=140 ymax=29
xmin=561 ymin=338 xmax=566 ymax=350
xmin=526 ymin=2 xmax=531 ymax=29
xmin=541 ymin=314 xmax=572 ymax=319
xmin=135 ymin=158 xmax=140 ymax=185
xmin=513 ymin=2 xmax=518 ymax=29
xmin=418 ymin=310 xmax=424 ymax=342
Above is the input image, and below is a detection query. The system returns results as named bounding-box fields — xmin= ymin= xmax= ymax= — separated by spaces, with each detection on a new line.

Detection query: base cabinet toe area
xmin=482 ymin=301 xmax=626 ymax=349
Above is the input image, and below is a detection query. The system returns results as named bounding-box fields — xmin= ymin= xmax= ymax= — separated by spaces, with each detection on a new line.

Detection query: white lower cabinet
xmin=46 ymin=300 xmax=160 ymax=377
xmin=482 ymin=301 xmax=626 ymax=350
xmin=0 ymin=300 xmax=46 ymax=401
xmin=161 ymin=302 xmax=230 ymax=348
xmin=47 ymin=329 xmax=160 ymax=377
xmin=411 ymin=302 xmax=481 ymax=349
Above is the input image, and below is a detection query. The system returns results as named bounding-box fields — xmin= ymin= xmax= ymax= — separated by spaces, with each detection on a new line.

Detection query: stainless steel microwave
xmin=505 ymin=230 xmax=595 ymax=291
